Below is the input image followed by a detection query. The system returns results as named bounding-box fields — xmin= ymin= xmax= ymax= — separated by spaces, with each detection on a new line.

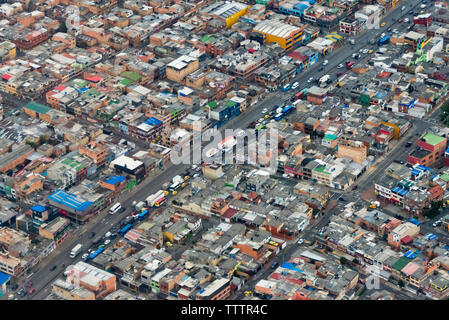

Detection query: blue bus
xmin=282 ymin=105 xmax=294 ymax=115
xmin=88 ymin=247 xmax=104 ymax=260
xmin=120 ymin=223 xmax=133 ymax=236
xmin=138 ymin=209 xmax=149 ymax=221
xmin=378 ymin=35 xmax=390 ymax=46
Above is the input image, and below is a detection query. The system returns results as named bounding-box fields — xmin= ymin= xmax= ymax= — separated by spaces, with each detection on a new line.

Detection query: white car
xmin=291 ymin=82 xmax=299 ymax=90
xmin=235 ymin=129 xmax=246 ymax=137
xmin=322 ymin=60 xmax=328 ymax=66
xmin=362 ymin=49 xmax=369 ymax=54
xmin=307 ymin=77 xmax=314 ymax=83
xmin=433 ymin=220 xmax=442 ymax=227
xmin=420 ymin=4 xmax=426 ymax=8
xmin=297 ymin=238 xmax=304 ymax=245
xmin=381 ymin=33 xmax=386 ymax=37
xmin=105 ymin=232 xmax=112 ymax=238
xmin=82 ymin=253 xmax=89 ymax=260
xmin=337 ymin=63 xmax=344 ymax=69
xmin=261 ymin=108 xmax=268 ymax=114
xmin=104 ymin=239 xmax=111 ymax=245
xmin=404 ymin=18 xmax=409 ymax=22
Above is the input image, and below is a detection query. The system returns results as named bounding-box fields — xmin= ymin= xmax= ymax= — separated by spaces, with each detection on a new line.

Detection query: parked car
xmin=307 ymin=77 xmax=314 ymax=83
xmin=81 ymin=253 xmax=89 ymax=261
xmin=339 ymin=196 xmax=347 ymax=202
xmin=261 ymin=108 xmax=268 ymax=114
xmin=297 ymin=238 xmax=304 ymax=245
xmin=104 ymin=239 xmax=111 ymax=246
xmin=29 ymin=288 xmax=35 ymax=295
xmin=26 ymin=280 xmax=32 ymax=288
xmin=105 ymin=232 xmax=112 ymax=238
xmin=271 ymin=262 xmax=279 ymax=269
xmin=405 ymin=142 xmax=412 ymax=148
xmin=433 ymin=220 xmax=442 ymax=227
xmin=50 ymin=265 xmax=57 ymax=271
xmin=336 ymin=71 xmax=343 ymax=77
xmin=337 ymin=63 xmax=344 ymax=69
xmin=17 ymin=289 xmax=26 ymax=297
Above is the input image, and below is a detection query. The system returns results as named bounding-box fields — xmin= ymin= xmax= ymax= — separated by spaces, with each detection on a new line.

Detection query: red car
xmin=27 ymin=280 xmax=33 ymax=288
xmin=398 ymin=18 xmax=403 ymax=22
xmin=336 ymin=72 xmax=343 ymax=77
xmin=29 ymin=288 xmax=35 ymax=295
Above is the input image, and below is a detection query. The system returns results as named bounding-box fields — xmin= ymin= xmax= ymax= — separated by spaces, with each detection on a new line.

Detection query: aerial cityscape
xmin=0 ymin=0 xmax=447 ymax=303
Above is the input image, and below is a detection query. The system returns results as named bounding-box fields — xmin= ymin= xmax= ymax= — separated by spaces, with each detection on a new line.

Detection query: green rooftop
xmin=120 ymin=71 xmax=141 ymax=83
xmin=82 ymin=88 xmax=100 ymax=98
xmin=120 ymin=78 xmax=132 ymax=86
xmin=71 ymin=79 xmax=88 ymax=88
xmin=313 ymin=165 xmax=330 ymax=175
xmin=323 ymin=134 xmax=337 ymax=141
xmin=208 ymin=101 xmax=217 ymax=109
xmin=392 ymin=256 xmax=411 ymax=272
xmin=61 ymin=158 xmax=86 ymax=171
xmin=226 ymin=100 xmax=237 ymax=108
xmin=421 ymin=133 xmax=445 ymax=146
xmin=440 ymin=174 xmax=449 ymax=182
xmin=24 ymin=102 xmax=51 ymax=114
xmin=201 ymin=35 xmax=215 ymax=44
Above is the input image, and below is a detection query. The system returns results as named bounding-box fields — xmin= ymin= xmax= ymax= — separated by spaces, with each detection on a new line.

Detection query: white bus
xmin=70 ymin=244 xmax=83 ymax=258
xmin=109 ymin=202 xmax=121 ymax=215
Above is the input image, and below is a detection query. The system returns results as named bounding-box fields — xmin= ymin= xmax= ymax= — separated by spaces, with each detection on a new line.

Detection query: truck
xmin=134 ymin=201 xmax=146 ymax=211
xmin=172 ymin=175 xmax=184 ymax=185
xmin=69 ymin=244 xmax=83 ymax=258
xmin=146 ymin=190 xmax=165 ymax=207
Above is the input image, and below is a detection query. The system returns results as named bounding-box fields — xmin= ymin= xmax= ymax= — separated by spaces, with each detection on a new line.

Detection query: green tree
xmin=57 ymin=22 xmax=68 ymax=33
xmin=26 ymin=140 xmax=37 ymax=150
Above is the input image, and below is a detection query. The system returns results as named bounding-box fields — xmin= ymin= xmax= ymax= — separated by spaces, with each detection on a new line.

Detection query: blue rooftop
xmin=281 ymin=262 xmax=303 ymax=273
xmin=104 ymin=176 xmax=125 ymax=185
xmin=48 ymin=189 xmax=93 ymax=211
xmin=31 ymin=205 xmax=46 ymax=213
xmin=0 ymin=271 xmax=10 ymax=286
xmin=293 ymin=3 xmax=309 ymax=11
xmin=145 ymin=117 xmax=163 ymax=126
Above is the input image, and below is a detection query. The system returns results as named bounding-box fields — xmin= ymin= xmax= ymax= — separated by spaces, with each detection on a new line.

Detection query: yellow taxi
xmin=380 ymin=22 xmax=386 ymax=27
xmin=264 ymin=114 xmax=270 ymax=119
xmin=166 ymin=241 xmax=173 ymax=247
xmin=368 ymin=49 xmax=373 ymax=54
